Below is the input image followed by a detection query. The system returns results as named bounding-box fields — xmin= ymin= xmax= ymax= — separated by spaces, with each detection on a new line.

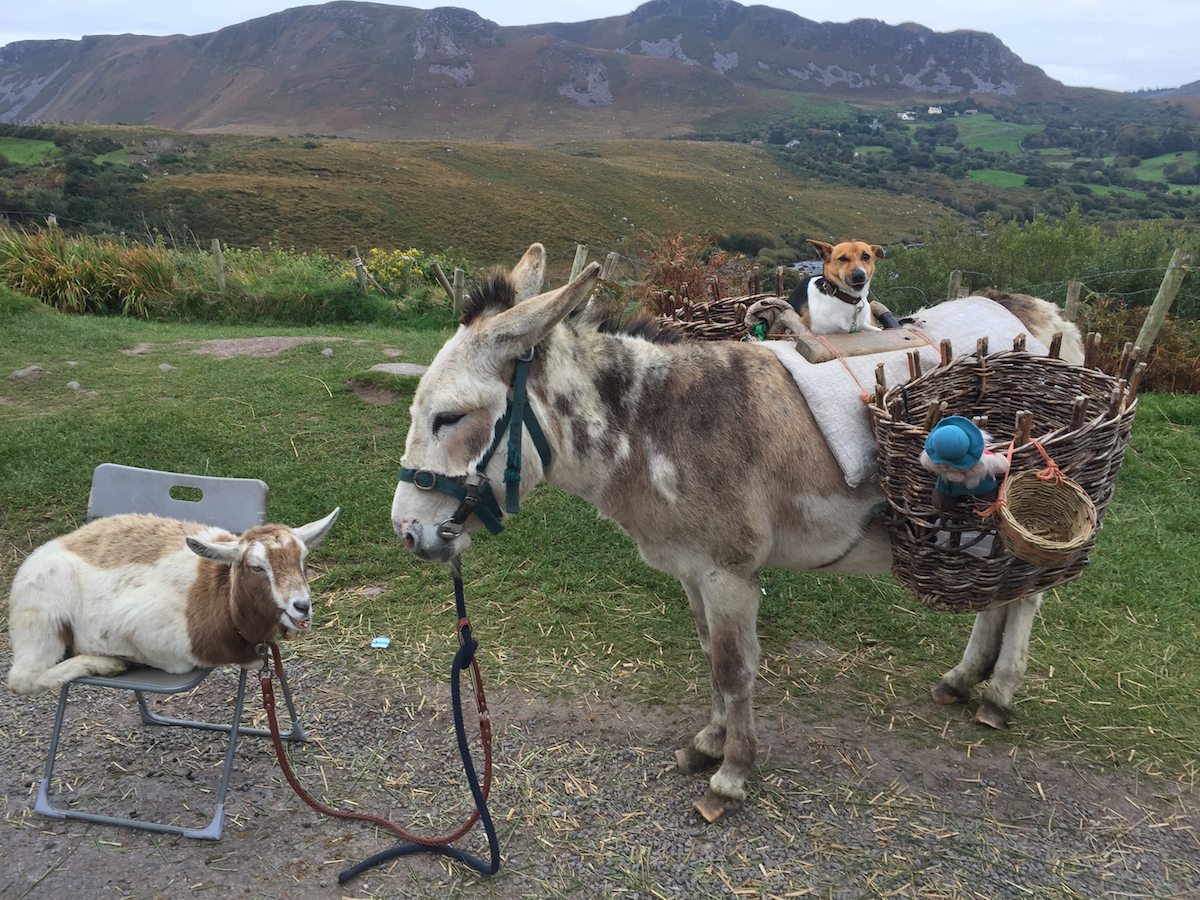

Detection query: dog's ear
xmin=871 ymin=244 xmax=886 ymax=260
xmin=807 ymin=240 xmax=834 ymax=261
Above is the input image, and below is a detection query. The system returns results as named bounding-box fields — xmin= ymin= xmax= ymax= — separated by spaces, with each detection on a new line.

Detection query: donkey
xmin=391 ymin=243 xmax=1081 ymax=821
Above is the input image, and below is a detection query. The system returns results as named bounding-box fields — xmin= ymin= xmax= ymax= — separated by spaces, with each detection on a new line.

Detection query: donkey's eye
xmin=432 ymin=412 xmax=466 ymax=436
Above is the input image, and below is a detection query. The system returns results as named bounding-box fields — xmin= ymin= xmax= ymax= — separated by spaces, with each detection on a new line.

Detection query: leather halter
xmin=398 ymin=348 xmax=551 ymax=539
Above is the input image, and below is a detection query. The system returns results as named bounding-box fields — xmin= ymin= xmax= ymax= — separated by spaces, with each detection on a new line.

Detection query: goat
xmin=6 ymin=508 xmax=339 ymax=696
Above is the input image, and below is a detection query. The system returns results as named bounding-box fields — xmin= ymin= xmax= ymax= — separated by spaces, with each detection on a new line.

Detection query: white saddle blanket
xmin=758 ymin=296 xmax=1049 ymax=487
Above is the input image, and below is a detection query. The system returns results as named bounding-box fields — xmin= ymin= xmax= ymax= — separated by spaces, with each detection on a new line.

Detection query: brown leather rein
xmin=256 ymin=560 xmax=501 ymax=881
xmin=257 ymin=640 xmax=493 ymax=846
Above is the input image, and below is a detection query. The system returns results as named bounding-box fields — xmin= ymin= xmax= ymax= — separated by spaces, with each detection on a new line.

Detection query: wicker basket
xmin=995 ymin=466 xmax=1098 ymax=566
xmin=870 ymin=348 xmax=1139 ymax=612
xmin=651 ymin=292 xmax=775 ymax=342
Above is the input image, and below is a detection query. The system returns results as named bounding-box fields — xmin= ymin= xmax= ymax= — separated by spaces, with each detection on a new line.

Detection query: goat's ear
xmin=186 ymin=535 xmax=241 ymax=564
xmin=293 ymin=507 xmax=340 ymax=548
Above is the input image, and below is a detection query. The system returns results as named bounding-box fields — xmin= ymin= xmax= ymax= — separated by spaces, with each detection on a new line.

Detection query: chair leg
xmin=34 ymin=672 xmax=257 ymax=840
xmin=133 ymin=667 xmax=306 ymax=741
xmin=34 ymin=682 xmax=72 ymax=820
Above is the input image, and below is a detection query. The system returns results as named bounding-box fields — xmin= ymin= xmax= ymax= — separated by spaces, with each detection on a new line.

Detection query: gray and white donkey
xmin=392 ymin=243 xmax=1082 ymax=821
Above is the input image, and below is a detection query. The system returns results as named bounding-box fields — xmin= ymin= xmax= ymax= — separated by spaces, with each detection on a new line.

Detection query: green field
xmin=946 ymin=113 xmax=1042 ymax=154
xmin=0 ymin=137 xmax=60 ymax=165
xmin=968 ymin=168 xmax=1027 ymax=187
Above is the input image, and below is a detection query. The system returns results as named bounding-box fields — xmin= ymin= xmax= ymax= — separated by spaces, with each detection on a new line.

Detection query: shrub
xmin=1078 ymin=298 xmax=1200 ymax=393
xmin=631 ymin=233 xmax=749 ymax=307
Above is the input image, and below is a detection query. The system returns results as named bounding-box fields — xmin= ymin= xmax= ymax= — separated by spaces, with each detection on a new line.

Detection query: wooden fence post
xmin=600 ymin=252 xmax=620 ymax=282
xmin=350 ymin=246 xmax=368 ymax=292
xmin=211 ymin=238 xmax=226 ymax=292
xmin=1135 ymin=248 xmax=1192 ymax=352
xmin=430 ymin=260 xmax=455 ymax=303
xmin=570 ymin=244 xmax=589 ymax=282
xmin=453 ymin=267 xmax=465 ymax=315
xmin=1064 ymin=280 xmax=1081 ymax=322
xmin=946 ymin=270 xmax=962 ymax=302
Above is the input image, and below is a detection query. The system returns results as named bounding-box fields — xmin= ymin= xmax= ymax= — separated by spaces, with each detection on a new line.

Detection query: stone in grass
xmin=322 ymin=348 xmax=335 ymax=358
xmin=159 ymin=364 xmax=175 ymax=371
xmin=66 ymin=381 xmax=81 ymax=390
xmin=10 ymin=365 xmax=44 ymax=380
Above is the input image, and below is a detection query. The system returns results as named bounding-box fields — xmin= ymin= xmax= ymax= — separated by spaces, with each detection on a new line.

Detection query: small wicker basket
xmin=871 ymin=346 xmax=1140 ymax=612
xmin=995 ymin=465 xmax=1098 ymax=566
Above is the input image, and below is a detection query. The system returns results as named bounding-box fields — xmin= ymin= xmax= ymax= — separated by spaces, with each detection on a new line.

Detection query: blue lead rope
xmin=338 ymin=559 xmax=500 ymax=882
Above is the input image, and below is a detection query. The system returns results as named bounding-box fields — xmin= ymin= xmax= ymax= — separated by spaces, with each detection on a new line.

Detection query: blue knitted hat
xmin=924 ymin=416 xmax=985 ymax=470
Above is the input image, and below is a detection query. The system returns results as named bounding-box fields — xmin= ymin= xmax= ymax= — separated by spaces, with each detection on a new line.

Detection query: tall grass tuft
xmin=0 ymin=225 xmax=173 ymax=317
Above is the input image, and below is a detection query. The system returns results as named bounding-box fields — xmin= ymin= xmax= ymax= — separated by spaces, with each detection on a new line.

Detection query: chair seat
xmin=74 ymin=665 xmax=214 ymax=693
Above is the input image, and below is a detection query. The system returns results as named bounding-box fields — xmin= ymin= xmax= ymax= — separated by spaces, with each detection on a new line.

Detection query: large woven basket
xmin=870 ymin=347 xmax=1139 ymax=612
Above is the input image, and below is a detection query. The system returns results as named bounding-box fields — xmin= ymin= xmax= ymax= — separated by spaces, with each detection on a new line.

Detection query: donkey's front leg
xmin=676 ymin=577 xmax=726 ymax=776
xmin=693 ymin=572 xmax=761 ymax=822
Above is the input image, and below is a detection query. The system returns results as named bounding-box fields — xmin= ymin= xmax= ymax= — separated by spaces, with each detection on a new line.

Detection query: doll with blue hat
xmin=920 ymin=415 xmax=1010 ymax=511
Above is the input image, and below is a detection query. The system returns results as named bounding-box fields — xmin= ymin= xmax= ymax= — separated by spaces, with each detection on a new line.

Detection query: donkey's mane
xmin=462 ymin=273 xmax=692 ymax=346
xmin=460 ymin=274 xmax=518 ymax=326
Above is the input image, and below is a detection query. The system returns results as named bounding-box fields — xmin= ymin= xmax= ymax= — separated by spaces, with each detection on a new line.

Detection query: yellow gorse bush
xmin=346 ymin=247 xmax=431 ymax=295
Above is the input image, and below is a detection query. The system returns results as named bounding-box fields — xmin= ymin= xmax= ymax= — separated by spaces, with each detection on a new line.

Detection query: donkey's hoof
xmin=676 ymin=746 xmax=722 ymax=775
xmin=974 ymin=700 xmax=1011 ymax=729
xmin=931 ymin=681 xmax=970 ymax=706
xmin=694 ymin=789 xmax=742 ymax=824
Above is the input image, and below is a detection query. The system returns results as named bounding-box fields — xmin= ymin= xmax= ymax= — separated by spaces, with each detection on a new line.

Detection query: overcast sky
xmin=2 ymin=1 xmax=1197 ymax=94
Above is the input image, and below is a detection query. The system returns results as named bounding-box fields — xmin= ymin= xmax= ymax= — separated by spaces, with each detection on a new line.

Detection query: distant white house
xmin=928 ymin=106 xmax=942 ymax=115
xmin=897 ymin=111 xmax=916 ymax=121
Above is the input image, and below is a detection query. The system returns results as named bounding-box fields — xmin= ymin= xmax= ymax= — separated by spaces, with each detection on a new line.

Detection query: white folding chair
xmin=35 ymin=463 xmax=307 ymax=840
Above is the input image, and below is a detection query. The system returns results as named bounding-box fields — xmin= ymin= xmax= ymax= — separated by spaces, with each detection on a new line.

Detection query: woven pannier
xmin=870 ymin=347 xmax=1139 ymax=612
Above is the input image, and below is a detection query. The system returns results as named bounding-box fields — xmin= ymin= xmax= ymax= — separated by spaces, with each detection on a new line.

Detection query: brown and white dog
xmin=786 ymin=239 xmax=886 ymax=333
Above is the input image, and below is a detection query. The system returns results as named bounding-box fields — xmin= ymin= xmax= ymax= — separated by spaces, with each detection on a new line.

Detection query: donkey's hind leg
xmin=932 ymin=604 xmax=1007 ymax=707
xmin=932 ymin=592 xmax=1043 ymax=728
xmin=976 ymin=592 xmax=1042 ymax=728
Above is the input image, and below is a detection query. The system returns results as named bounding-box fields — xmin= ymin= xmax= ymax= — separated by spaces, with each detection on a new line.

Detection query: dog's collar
xmin=816 ymin=276 xmax=864 ymax=306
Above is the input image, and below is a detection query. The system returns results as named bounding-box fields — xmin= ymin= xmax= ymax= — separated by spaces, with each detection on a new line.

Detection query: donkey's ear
xmin=509 ymin=243 xmax=547 ymax=302
xmin=482 ymin=263 xmax=601 ymax=358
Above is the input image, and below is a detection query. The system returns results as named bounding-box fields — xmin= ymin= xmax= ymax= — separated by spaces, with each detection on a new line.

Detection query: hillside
xmin=123 ymin=130 xmax=950 ymax=264
xmin=0 ymin=0 xmax=1123 ymax=145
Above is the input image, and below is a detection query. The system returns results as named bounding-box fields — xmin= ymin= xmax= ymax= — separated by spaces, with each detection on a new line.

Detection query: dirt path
xmin=2 ymin=636 xmax=1196 ymax=900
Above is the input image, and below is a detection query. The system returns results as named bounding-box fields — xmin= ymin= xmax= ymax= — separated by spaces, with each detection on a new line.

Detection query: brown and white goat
xmin=6 ymin=509 xmax=339 ymax=696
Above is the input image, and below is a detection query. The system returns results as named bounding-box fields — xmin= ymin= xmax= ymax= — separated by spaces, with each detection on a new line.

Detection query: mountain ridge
xmin=0 ymin=0 xmax=1165 ymax=144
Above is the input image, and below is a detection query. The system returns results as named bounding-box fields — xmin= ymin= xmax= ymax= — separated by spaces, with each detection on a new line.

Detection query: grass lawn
xmin=1 ymin=305 xmax=1198 ymax=784
xmin=1134 ymin=150 xmax=1200 ymax=192
xmin=0 ymin=137 xmax=61 ymax=165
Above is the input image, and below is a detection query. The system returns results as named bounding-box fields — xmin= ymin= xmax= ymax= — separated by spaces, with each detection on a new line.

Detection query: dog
xmin=786 ymin=239 xmax=891 ymax=333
